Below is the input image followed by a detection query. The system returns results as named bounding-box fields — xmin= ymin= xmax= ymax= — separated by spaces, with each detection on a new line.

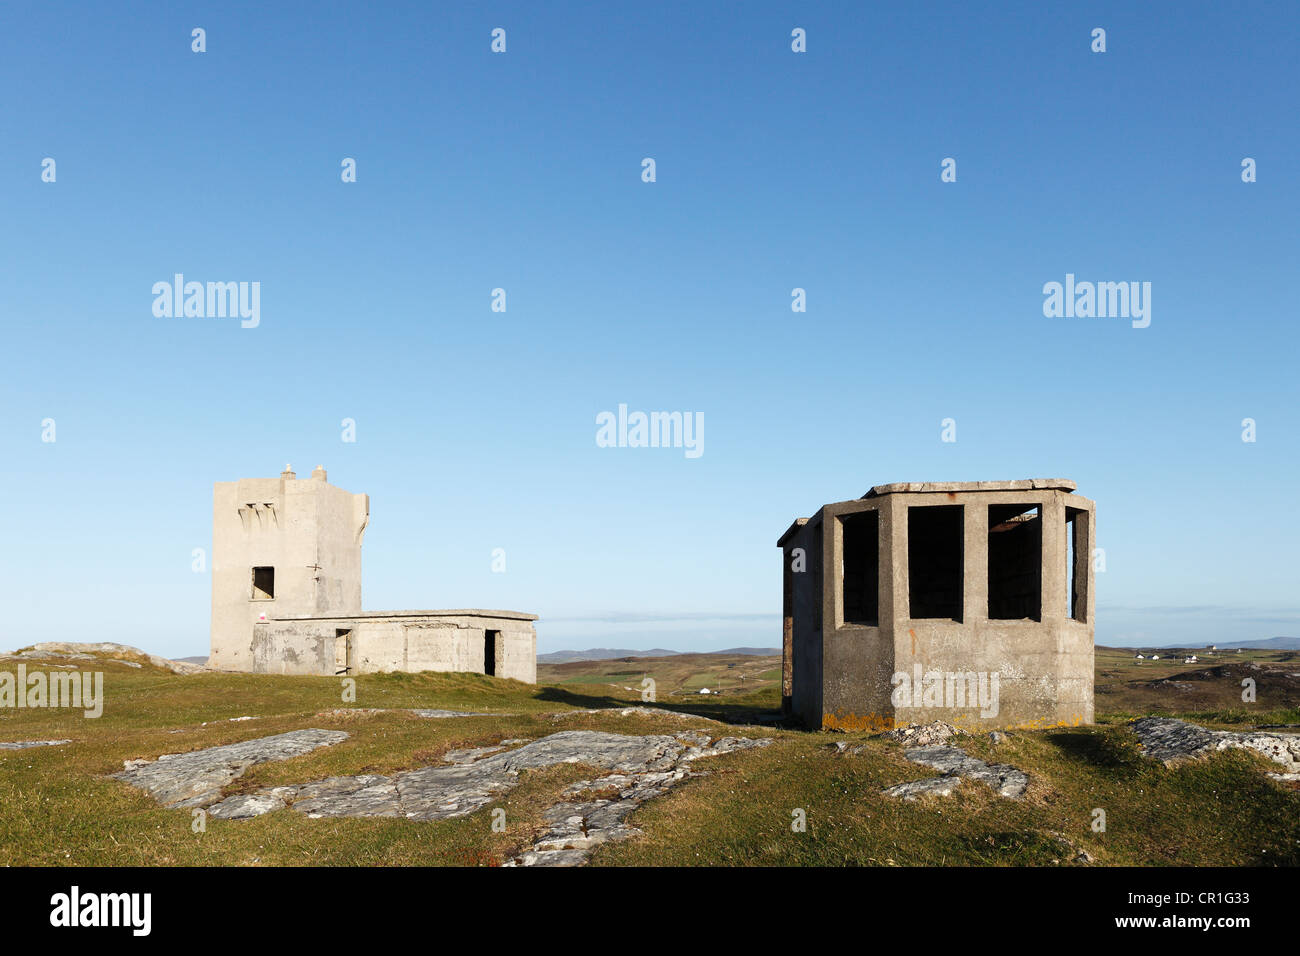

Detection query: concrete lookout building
xmin=777 ymin=480 xmax=1094 ymax=732
xmin=209 ymin=465 xmax=537 ymax=681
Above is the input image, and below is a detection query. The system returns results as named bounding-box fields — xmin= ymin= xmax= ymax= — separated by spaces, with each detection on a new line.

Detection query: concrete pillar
xmin=965 ymin=502 xmax=985 ymax=624
xmin=1041 ymin=497 xmax=1068 ymax=621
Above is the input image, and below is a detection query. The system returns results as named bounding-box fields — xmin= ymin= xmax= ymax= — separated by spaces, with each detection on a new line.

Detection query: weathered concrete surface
xmin=1132 ymin=717 xmax=1300 ymax=778
xmin=1 ymin=642 xmax=204 ymax=674
xmin=781 ymin=480 xmax=1095 ymax=732
xmin=883 ymin=744 xmax=1028 ymax=800
xmin=113 ymin=729 xmax=349 ymax=808
xmin=0 ymin=739 xmax=72 ymax=751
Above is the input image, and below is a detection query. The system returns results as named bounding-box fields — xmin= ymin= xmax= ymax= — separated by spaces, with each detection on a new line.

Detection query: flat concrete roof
xmin=863 ymin=479 xmax=1077 ymax=498
xmin=267 ymin=609 xmax=539 ymax=622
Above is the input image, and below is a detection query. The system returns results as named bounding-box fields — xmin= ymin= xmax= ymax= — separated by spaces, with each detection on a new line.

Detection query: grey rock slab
xmin=548 ymin=706 xmax=719 ymax=723
xmin=883 ymin=744 xmax=1028 ymax=800
xmin=195 ymin=729 xmax=774 ymax=869
xmin=510 ymin=732 xmax=772 ymax=867
xmin=882 ymin=721 xmax=961 ymax=747
xmin=0 ymin=739 xmax=72 ymax=750
xmin=112 ymin=729 xmax=348 ymax=809
xmin=1132 ymin=717 xmax=1300 ymax=773
xmin=442 ymin=746 xmax=508 ymax=764
xmin=882 ymin=776 xmax=964 ymax=800
xmin=318 ymin=708 xmax=509 ymax=719
xmin=207 ymin=789 xmax=295 ymax=819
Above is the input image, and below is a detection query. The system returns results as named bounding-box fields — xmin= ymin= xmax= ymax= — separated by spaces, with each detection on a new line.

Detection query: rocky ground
xmin=1131 ymin=716 xmax=1300 ymax=780
xmin=111 ymin=719 xmax=772 ymax=866
xmin=1 ymin=641 xmax=204 ymax=674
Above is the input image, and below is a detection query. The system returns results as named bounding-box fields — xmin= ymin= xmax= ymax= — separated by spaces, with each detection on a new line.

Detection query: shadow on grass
xmin=531 ymin=686 xmax=794 ymax=728
xmin=1043 ymin=726 xmax=1139 ymax=772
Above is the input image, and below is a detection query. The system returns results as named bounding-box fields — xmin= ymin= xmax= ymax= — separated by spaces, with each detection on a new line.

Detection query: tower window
xmin=251 ymin=567 xmax=275 ymax=600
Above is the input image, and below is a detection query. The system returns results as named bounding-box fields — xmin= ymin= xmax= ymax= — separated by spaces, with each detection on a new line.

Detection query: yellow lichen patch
xmin=822 ymin=711 xmax=894 ymax=733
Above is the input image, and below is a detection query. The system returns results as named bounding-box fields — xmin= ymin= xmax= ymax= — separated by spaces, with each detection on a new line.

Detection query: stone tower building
xmin=777 ymin=479 xmax=1094 ymax=732
xmin=210 ymin=466 xmax=537 ymax=681
xmin=210 ymin=465 xmax=368 ymax=671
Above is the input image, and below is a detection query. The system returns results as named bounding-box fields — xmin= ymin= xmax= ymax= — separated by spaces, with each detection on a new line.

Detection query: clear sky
xmin=1 ymin=1 xmax=1296 ymax=657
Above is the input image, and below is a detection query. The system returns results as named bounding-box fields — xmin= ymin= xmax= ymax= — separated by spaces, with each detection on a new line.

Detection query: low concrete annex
xmin=778 ymin=480 xmax=1095 ymax=732
xmin=209 ymin=465 xmax=537 ymax=681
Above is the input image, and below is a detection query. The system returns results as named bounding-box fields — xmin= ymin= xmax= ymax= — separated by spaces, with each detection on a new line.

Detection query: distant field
xmin=537 ymin=652 xmax=782 ymax=699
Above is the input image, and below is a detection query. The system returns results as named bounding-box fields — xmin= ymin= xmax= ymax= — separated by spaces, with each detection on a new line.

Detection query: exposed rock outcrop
xmin=882 ymin=720 xmax=961 ymax=746
xmin=111 ymin=725 xmax=774 ymax=866
xmin=113 ymin=729 xmax=349 ymax=807
xmin=3 ymin=642 xmax=205 ymax=675
xmin=0 ymin=739 xmax=72 ymax=751
xmin=1131 ymin=716 xmax=1300 ymax=779
xmin=508 ymin=732 xmax=772 ymax=866
xmin=316 ymin=708 xmax=509 ymax=719
xmin=883 ymin=744 xmax=1028 ymax=801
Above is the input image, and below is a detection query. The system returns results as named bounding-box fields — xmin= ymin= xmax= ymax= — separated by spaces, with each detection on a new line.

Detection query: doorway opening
xmin=334 ymin=629 xmax=352 ymax=675
xmin=484 ymin=630 xmax=501 ymax=677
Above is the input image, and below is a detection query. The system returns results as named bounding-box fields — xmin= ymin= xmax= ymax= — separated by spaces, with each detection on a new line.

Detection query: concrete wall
xmin=249 ymin=612 xmax=538 ymax=682
xmin=784 ymin=483 xmax=1095 ymax=732
xmin=819 ymin=498 xmax=897 ymax=732
xmin=783 ymin=517 xmax=824 ymax=729
xmin=209 ymin=469 xmax=369 ymax=670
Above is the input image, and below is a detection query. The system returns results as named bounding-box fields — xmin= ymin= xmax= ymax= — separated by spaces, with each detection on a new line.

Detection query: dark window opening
xmin=908 ymin=505 xmax=963 ymax=620
xmin=988 ymin=504 xmax=1042 ymax=620
xmin=251 ymin=566 xmax=275 ymax=600
xmin=841 ymin=511 xmax=879 ymax=625
xmin=1066 ymin=507 xmax=1087 ymax=622
xmin=484 ymin=630 xmax=500 ymax=677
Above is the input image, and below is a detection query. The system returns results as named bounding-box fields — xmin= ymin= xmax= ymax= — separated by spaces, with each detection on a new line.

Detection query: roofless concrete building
xmin=209 ymin=466 xmax=537 ymax=681
xmin=778 ymin=480 xmax=1095 ymax=732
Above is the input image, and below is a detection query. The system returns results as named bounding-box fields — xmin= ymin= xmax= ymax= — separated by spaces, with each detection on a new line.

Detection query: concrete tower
xmin=209 ymin=465 xmax=369 ymax=670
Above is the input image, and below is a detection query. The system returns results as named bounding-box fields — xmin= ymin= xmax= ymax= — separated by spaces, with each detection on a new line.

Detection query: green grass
xmin=2 ymin=649 xmax=1298 ymax=866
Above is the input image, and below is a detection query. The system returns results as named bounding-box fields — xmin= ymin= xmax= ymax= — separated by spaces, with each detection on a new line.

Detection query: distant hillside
xmin=538 ymin=648 xmax=683 ymax=664
xmin=538 ymin=647 xmax=780 ymax=664
xmin=1211 ymin=636 xmax=1300 ymax=650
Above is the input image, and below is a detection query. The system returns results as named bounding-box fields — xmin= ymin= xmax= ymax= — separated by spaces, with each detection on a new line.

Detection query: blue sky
xmin=1 ymin=1 xmax=1296 ymax=657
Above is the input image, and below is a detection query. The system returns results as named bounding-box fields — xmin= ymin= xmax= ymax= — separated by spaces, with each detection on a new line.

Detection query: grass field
xmin=2 ymin=646 xmax=1297 ymax=866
